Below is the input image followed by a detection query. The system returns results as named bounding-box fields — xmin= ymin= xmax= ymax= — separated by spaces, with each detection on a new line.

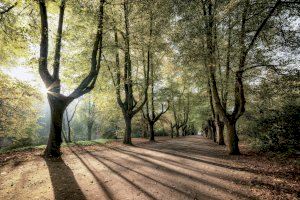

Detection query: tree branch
xmin=0 ymin=2 xmax=17 ymax=15
xmin=69 ymin=0 xmax=106 ymax=99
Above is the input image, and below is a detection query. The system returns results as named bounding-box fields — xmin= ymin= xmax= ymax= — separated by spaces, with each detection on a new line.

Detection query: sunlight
xmin=1 ymin=66 xmax=47 ymax=95
xmin=40 ymin=84 xmax=49 ymax=95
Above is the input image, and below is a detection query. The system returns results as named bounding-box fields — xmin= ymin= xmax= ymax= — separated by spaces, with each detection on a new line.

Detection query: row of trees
xmin=173 ymin=0 xmax=299 ymax=154
xmin=0 ymin=0 xmax=298 ymax=157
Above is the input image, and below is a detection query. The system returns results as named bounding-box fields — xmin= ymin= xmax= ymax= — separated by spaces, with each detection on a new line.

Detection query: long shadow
xmin=73 ymin=145 xmax=158 ymax=200
xmin=44 ymin=157 xmax=87 ymax=200
xmin=83 ymin=149 xmax=218 ymax=200
xmin=139 ymin=146 xmax=299 ymax=178
xmin=109 ymin=147 xmax=254 ymax=199
xmin=117 ymin=148 xmax=254 ymax=186
xmin=123 ymin=146 xmax=238 ymax=172
xmin=67 ymin=147 xmax=114 ymax=200
xmin=116 ymin=147 xmax=300 ymax=195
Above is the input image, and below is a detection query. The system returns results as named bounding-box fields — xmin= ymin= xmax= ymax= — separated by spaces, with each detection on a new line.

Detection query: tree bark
xmin=215 ymin=116 xmax=225 ymax=145
xmin=44 ymin=96 xmax=67 ymax=157
xmin=38 ymin=0 xmax=105 ymax=157
xmin=67 ymin=121 xmax=71 ymax=142
xmin=226 ymin=121 xmax=240 ymax=155
xmin=123 ymin=116 xmax=132 ymax=145
xmin=149 ymin=122 xmax=155 ymax=141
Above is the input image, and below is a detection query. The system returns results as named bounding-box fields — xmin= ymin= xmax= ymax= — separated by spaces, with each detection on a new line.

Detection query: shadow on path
xmin=44 ymin=157 xmax=86 ymax=200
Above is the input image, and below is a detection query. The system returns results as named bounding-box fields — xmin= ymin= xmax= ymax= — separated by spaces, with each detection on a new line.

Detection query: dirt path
xmin=0 ymin=136 xmax=299 ymax=200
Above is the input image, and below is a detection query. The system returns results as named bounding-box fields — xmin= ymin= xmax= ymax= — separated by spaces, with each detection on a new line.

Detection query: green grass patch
xmin=67 ymin=138 xmax=115 ymax=146
xmin=0 ymin=138 xmax=117 ymax=154
xmin=0 ymin=144 xmax=46 ymax=154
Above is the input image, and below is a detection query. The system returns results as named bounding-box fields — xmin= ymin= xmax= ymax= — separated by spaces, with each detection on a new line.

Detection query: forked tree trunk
xmin=149 ymin=123 xmax=155 ymax=141
xmin=123 ymin=116 xmax=132 ymax=145
xmin=226 ymin=121 xmax=240 ymax=155
xmin=44 ymin=96 xmax=68 ymax=157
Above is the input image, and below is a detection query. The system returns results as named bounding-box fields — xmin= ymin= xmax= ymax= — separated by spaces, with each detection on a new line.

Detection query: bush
xmin=244 ymin=102 xmax=300 ymax=154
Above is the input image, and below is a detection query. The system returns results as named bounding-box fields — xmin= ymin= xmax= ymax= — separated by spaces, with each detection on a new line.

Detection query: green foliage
xmin=0 ymin=72 xmax=42 ymax=145
xmin=240 ymin=70 xmax=300 ymax=154
xmin=248 ymin=103 xmax=300 ymax=153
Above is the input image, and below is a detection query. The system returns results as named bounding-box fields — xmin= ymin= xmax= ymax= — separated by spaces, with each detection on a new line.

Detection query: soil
xmin=0 ymin=136 xmax=299 ymax=200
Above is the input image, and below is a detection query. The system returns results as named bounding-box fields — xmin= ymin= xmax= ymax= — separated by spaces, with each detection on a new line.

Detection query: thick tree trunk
xmin=149 ymin=123 xmax=155 ymax=141
xmin=44 ymin=96 xmax=67 ymax=157
xmin=226 ymin=121 xmax=240 ymax=155
xmin=123 ymin=116 xmax=132 ymax=145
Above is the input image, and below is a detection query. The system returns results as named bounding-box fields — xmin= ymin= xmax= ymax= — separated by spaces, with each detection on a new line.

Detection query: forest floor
xmin=0 ymin=135 xmax=299 ymax=200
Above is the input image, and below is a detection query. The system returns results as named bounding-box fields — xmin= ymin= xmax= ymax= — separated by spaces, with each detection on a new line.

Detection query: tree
xmin=86 ymin=97 xmax=97 ymax=140
xmin=171 ymin=88 xmax=190 ymax=137
xmin=63 ymin=100 xmax=80 ymax=143
xmin=143 ymin=10 xmax=169 ymax=142
xmin=37 ymin=0 xmax=106 ymax=157
xmin=107 ymin=0 xmax=149 ymax=145
xmin=204 ymin=0 xmax=282 ymax=154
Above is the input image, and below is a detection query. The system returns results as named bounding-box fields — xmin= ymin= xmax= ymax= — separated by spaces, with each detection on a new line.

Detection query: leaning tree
xmin=38 ymin=0 xmax=106 ymax=157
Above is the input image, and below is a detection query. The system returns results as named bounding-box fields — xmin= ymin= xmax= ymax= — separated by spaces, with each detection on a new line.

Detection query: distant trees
xmin=37 ymin=0 xmax=105 ymax=157
xmin=63 ymin=100 xmax=80 ymax=143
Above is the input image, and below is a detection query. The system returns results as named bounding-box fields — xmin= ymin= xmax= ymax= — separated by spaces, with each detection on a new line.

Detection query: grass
xmin=0 ymin=144 xmax=46 ymax=154
xmin=65 ymin=138 xmax=116 ymax=147
xmin=0 ymin=138 xmax=116 ymax=154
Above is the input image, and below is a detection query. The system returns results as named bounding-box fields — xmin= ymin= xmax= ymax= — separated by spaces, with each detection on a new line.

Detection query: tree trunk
xmin=226 ymin=121 xmax=240 ymax=155
xmin=207 ymin=125 xmax=213 ymax=139
xmin=44 ymin=96 xmax=67 ymax=157
xmin=175 ymin=126 xmax=180 ymax=137
xmin=211 ymin=120 xmax=216 ymax=143
xmin=67 ymin=121 xmax=71 ymax=143
xmin=215 ymin=119 xmax=225 ymax=145
xmin=149 ymin=123 xmax=155 ymax=141
xmin=123 ymin=116 xmax=132 ymax=145
xmin=87 ymin=124 xmax=92 ymax=140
